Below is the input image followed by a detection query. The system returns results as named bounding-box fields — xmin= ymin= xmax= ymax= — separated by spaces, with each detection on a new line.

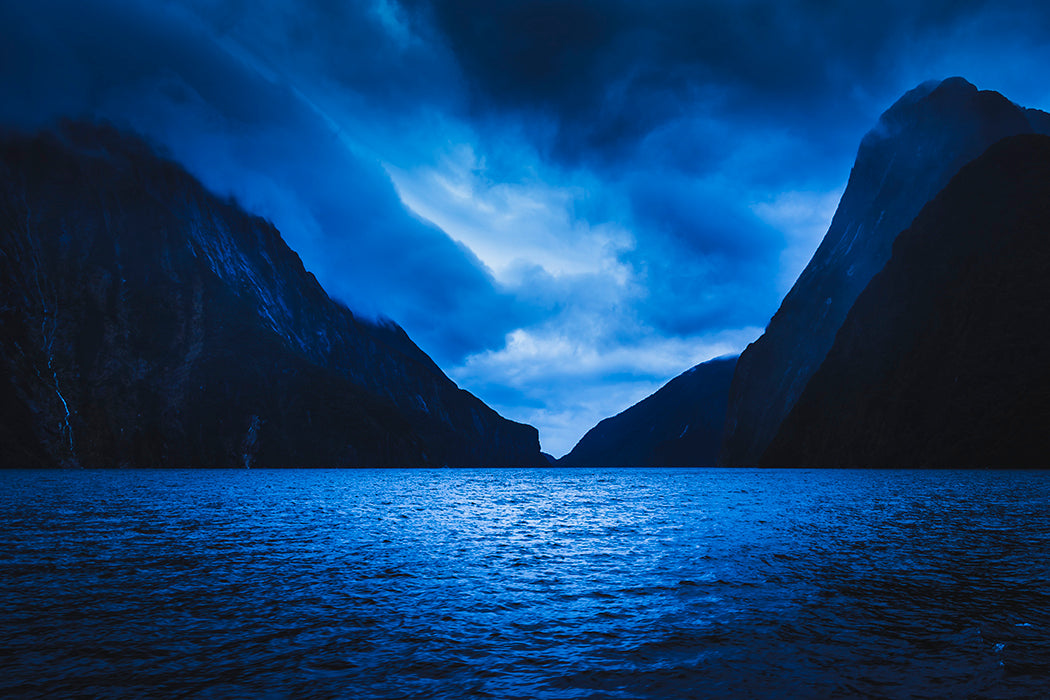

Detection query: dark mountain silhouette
xmin=762 ymin=134 xmax=1050 ymax=467
xmin=559 ymin=356 xmax=736 ymax=466
xmin=721 ymin=77 xmax=1050 ymax=465
xmin=0 ymin=122 xmax=543 ymax=467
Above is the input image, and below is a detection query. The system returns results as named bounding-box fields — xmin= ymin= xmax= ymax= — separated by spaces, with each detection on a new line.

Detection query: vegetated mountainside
xmin=761 ymin=134 xmax=1050 ymax=468
xmin=559 ymin=357 xmax=737 ymax=467
xmin=0 ymin=122 xmax=543 ymax=467
xmin=721 ymin=77 xmax=1050 ymax=465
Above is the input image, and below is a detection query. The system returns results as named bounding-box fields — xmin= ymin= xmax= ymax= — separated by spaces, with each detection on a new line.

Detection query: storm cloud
xmin=4 ymin=0 xmax=1050 ymax=454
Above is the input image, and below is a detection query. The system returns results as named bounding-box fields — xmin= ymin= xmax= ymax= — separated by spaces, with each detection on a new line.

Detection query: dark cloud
xmin=0 ymin=0 xmax=528 ymax=366
xmin=402 ymin=0 xmax=1047 ymax=168
xmin=178 ymin=0 xmax=465 ymax=115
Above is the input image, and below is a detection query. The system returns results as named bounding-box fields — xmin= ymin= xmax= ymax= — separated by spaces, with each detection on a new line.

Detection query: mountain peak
xmin=721 ymin=79 xmax=1050 ymax=465
xmin=932 ymin=75 xmax=978 ymax=94
xmin=861 ymin=77 xmax=1019 ymax=150
xmin=896 ymin=76 xmax=976 ymax=107
xmin=763 ymin=133 xmax=1050 ymax=467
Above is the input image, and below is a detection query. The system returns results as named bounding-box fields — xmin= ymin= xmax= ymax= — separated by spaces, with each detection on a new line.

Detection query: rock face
xmin=0 ymin=122 xmax=543 ymax=467
xmin=721 ymin=78 xmax=1050 ymax=465
xmin=559 ymin=357 xmax=737 ymax=467
xmin=761 ymin=134 xmax=1050 ymax=467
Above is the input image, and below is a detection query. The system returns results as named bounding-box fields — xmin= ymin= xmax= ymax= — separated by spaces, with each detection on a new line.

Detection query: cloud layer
xmin=4 ymin=0 xmax=1050 ymax=454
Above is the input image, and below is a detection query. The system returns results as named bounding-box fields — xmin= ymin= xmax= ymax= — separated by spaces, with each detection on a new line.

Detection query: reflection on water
xmin=1 ymin=468 xmax=1048 ymax=698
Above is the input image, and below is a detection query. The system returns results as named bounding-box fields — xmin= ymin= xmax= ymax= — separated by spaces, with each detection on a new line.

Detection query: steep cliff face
xmin=721 ymin=78 xmax=1050 ymax=465
xmin=0 ymin=122 xmax=543 ymax=467
xmin=559 ymin=357 xmax=737 ymax=467
xmin=762 ymin=134 xmax=1050 ymax=468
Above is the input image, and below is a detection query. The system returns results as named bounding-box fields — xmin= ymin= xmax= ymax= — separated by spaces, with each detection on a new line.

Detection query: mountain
xmin=559 ymin=356 xmax=737 ymax=467
xmin=761 ymin=134 xmax=1050 ymax=467
xmin=0 ymin=122 xmax=543 ymax=467
xmin=721 ymin=77 xmax=1050 ymax=465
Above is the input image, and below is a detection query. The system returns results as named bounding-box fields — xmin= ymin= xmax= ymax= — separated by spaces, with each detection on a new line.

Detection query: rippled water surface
xmin=2 ymin=469 xmax=1049 ymax=698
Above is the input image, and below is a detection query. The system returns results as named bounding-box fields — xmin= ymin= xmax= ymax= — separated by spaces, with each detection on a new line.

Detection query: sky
xmin=3 ymin=0 xmax=1050 ymax=455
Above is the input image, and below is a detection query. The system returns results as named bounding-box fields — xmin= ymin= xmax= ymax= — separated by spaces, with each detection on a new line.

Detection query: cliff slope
xmin=722 ymin=78 xmax=1050 ymax=464
xmin=0 ymin=123 xmax=543 ymax=467
xmin=762 ymin=134 xmax=1050 ymax=467
xmin=559 ymin=357 xmax=737 ymax=467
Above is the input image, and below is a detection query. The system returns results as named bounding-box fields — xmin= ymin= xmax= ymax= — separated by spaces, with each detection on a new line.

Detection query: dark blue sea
xmin=2 ymin=469 xmax=1048 ymax=699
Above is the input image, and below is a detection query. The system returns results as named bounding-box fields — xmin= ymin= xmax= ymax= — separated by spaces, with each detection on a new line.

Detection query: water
xmin=1 ymin=469 xmax=1048 ymax=699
